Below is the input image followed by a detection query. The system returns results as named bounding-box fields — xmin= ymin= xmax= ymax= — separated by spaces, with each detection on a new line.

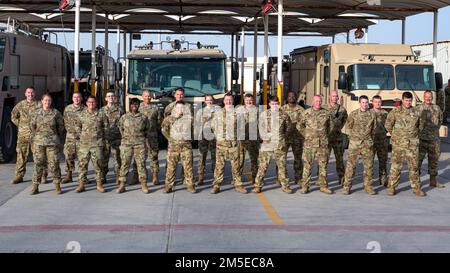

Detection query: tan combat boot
xmin=281 ymin=186 xmax=293 ymax=194
xmin=30 ymin=184 xmax=39 ymax=195
xmin=187 ymin=184 xmax=196 ymax=193
xmin=235 ymin=185 xmax=248 ymax=194
xmin=163 ymin=185 xmax=173 ymax=193
xmin=75 ymin=181 xmax=85 ymax=193
xmin=210 ymin=185 xmax=220 ymax=194
xmin=61 ymin=171 xmax=72 ymax=184
xmin=141 ymin=181 xmax=149 ymax=194
xmin=253 ymin=186 xmax=262 ymax=193
xmin=342 ymin=187 xmax=351 ymax=195
xmin=117 ymin=181 xmax=126 ymax=193
xmin=11 ymin=176 xmax=23 ymax=184
xmin=152 ymin=172 xmax=159 ymax=186
xmin=413 ymin=188 xmax=426 ymax=197
xmin=300 ymin=186 xmax=309 ymax=194
xmin=96 ymin=182 xmax=106 ymax=193
xmin=319 ymin=187 xmax=333 ymax=194
xmin=430 ymin=176 xmax=445 ymax=188
xmin=41 ymin=171 xmax=48 ymax=184
xmin=365 ymin=186 xmax=376 ymax=195
xmin=197 ymin=176 xmax=204 ymax=186
xmin=295 ymin=179 xmax=302 ymax=187
xmin=387 ymin=187 xmax=396 ymax=196
xmin=55 ymin=183 xmax=62 ymax=195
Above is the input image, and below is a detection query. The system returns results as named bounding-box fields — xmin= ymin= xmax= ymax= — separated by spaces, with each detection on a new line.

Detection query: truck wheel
xmin=0 ymin=106 xmax=17 ymax=163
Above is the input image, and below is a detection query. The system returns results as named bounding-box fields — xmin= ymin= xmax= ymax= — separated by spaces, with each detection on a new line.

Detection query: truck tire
xmin=0 ymin=106 xmax=17 ymax=163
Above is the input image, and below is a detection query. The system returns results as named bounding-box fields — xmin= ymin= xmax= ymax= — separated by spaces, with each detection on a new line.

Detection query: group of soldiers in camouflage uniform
xmin=10 ymin=85 xmax=445 ymax=196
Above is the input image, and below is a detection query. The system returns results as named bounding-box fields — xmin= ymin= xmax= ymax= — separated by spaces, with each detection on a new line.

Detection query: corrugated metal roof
xmin=0 ymin=0 xmax=449 ymax=35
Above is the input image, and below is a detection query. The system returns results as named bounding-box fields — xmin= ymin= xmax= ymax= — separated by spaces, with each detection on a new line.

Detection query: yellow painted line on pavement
xmin=256 ymin=192 xmax=285 ymax=225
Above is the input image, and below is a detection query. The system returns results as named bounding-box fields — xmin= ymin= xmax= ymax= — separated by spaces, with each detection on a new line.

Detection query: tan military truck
xmin=289 ymin=43 xmax=445 ymax=137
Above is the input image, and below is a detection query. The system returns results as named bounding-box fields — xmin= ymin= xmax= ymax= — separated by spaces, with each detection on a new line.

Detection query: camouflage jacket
xmin=385 ymin=106 xmax=424 ymax=146
xmin=78 ymin=109 xmax=109 ymax=147
xmin=371 ymin=109 xmax=388 ymax=140
xmin=118 ymin=112 xmax=150 ymax=146
xmin=298 ymin=108 xmax=332 ymax=148
xmin=31 ymin=108 xmax=65 ymax=146
xmin=161 ymin=113 xmax=192 ymax=150
xmin=236 ymin=105 xmax=259 ymax=142
xmin=346 ymin=109 xmax=376 ymax=144
xmin=164 ymin=100 xmax=193 ymax=118
xmin=281 ymin=104 xmax=305 ymax=141
xmin=139 ymin=102 xmax=162 ymax=138
xmin=195 ymin=105 xmax=219 ymax=141
xmin=11 ymin=99 xmax=42 ymax=143
xmin=324 ymin=103 xmax=347 ymax=142
xmin=258 ymin=109 xmax=289 ymax=151
xmin=63 ymin=104 xmax=85 ymax=141
xmin=417 ymin=103 xmax=442 ymax=141
xmin=211 ymin=107 xmax=241 ymax=148
xmin=99 ymin=104 xmax=124 ymax=143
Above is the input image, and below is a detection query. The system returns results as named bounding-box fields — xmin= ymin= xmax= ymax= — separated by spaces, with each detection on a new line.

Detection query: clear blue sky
xmin=57 ymin=6 xmax=450 ymax=60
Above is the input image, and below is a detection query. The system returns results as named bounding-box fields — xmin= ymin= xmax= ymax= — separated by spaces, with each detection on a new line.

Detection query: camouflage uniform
xmin=254 ymin=109 xmax=291 ymax=189
xmin=343 ymin=109 xmax=376 ymax=190
xmin=236 ymin=105 xmax=259 ymax=183
xmin=371 ymin=109 xmax=389 ymax=186
xmin=281 ymin=104 xmax=305 ymax=184
xmin=445 ymin=84 xmax=450 ymax=123
xmin=77 ymin=109 xmax=109 ymax=185
xmin=195 ymin=105 xmax=218 ymax=182
xmin=99 ymin=104 xmax=123 ymax=182
xmin=211 ymin=107 xmax=244 ymax=188
xmin=11 ymin=99 xmax=44 ymax=179
xmin=297 ymin=107 xmax=332 ymax=189
xmin=31 ymin=108 xmax=65 ymax=185
xmin=63 ymin=104 xmax=85 ymax=176
xmin=324 ymin=104 xmax=347 ymax=180
xmin=417 ymin=103 xmax=443 ymax=177
xmin=385 ymin=106 xmax=424 ymax=190
xmin=118 ymin=112 xmax=150 ymax=184
xmin=161 ymin=109 xmax=194 ymax=189
xmin=136 ymin=102 xmax=162 ymax=179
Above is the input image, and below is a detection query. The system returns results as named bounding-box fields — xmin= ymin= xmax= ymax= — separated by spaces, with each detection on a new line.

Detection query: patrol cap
xmin=130 ymin=98 xmax=141 ymax=105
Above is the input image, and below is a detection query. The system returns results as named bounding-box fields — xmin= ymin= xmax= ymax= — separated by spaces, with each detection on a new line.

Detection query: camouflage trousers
xmin=212 ymin=145 xmax=243 ymax=187
xmin=132 ymin=137 xmax=159 ymax=177
xmin=238 ymin=141 xmax=259 ymax=181
xmin=328 ymin=140 xmax=345 ymax=178
xmin=15 ymin=141 xmax=43 ymax=178
xmin=198 ymin=139 xmax=216 ymax=178
xmin=165 ymin=146 xmax=194 ymax=188
xmin=388 ymin=140 xmax=421 ymax=189
xmin=343 ymin=140 xmax=374 ymax=188
xmin=302 ymin=145 xmax=329 ymax=188
xmin=120 ymin=144 xmax=147 ymax=183
xmin=78 ymin=145 xmax=104 ymax=184
xmin=285 ymin=139 xmax=304 ymax=183
xmin=254 ymin=149 xmax=289 ymax=188
xmin=374 ymin=136 xmax=389 ymax=183
xmin=419 ymin=139 xmax=440 ymax=177
xmin=63 ymin=138 xmax=79 ymax=173
xmin=32 ymin=145 xmax=61 ymax=185
xmin=103 ymin=140 xmax=121 ymax=180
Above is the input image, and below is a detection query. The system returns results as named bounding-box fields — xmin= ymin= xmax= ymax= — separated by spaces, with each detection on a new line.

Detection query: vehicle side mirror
xmin=116 ymin=63 xmax=123 ymax=81
xmin=435 ymin=72 xmax=443 ymax=90
xmin=338 ymin=72 xmax=348 ymax=90
xmin=231 ymin=62 xmax=239 ymax=80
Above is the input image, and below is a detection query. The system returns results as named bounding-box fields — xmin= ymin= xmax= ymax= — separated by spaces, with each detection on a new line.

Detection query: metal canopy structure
xmin=3 ymin=0 xmax=449 ymax=35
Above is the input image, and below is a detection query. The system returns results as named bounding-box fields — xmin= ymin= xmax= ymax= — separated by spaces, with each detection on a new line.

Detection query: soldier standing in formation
xmin=210 ymin=93 xmax=247 ymax=194
xmin=100 ymin=90 xmax=124 ymax=184
xmin=117 ymin=98 xmax=151 ymax=194
xmin=236 ymin=93 xmax=260 ymax=185
xmin=324 ymin=90 xmax=347 ymax=185
xmin=385 ymin=92 xmax=426 ymax=196
xmin=298 ymin=95 xmax=333 ymax=194
xmin=281 ymin=91 xmax=305 ymax=186
xmin=195 ymin=94 xmax=218 ymax=185
xmin=418 ymin=91 xmax=445 ymax=188
xmin=342 ymin=95 xmax=376 ymax=195
xmin=76 ymin=96 xmax=109 ymax=193
xmin=11 ymin=87 xmax=47 ymax=184
xmin=61 ymin=92 xmax=84 ymax=184
xmin=371 ymin=95 xmax=389 ymax=187
xmin=29 ymin=94 xmax=65 ymax=195
xmin=161 ymin=101 xmax=196 ymax=193
xmin=444 ymin=79 xmax=450 ymax=124
xmin=253 ymin=96 xmax=292 ymax=194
